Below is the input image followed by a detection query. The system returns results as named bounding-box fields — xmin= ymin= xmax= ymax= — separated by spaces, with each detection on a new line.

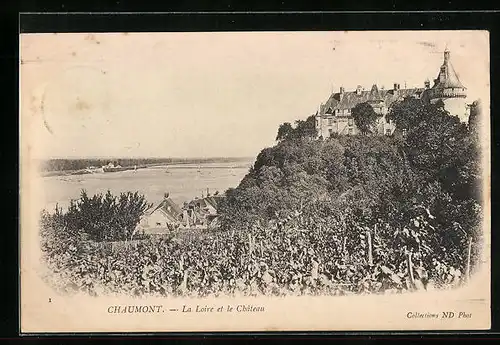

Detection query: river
xmin=39 ymin=160 xmax=254 ymax=212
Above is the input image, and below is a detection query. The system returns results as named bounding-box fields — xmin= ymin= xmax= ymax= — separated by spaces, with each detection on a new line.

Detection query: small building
xmin=181 ymin=194 xmax=225 ymax=229
xmin=137 ymin=193 xmax=183 ymax=234
xmin=136 ymin=192 xmax=226 ymax=234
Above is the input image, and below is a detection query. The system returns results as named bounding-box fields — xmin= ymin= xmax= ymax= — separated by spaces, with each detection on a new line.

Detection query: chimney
xmin=339 ymin=86 xmax=345 ymax=100
xmin=424 ymin=79 xmax=430 ymax=89
xmin=393 ymin=83 xmax=400 ymax=91
xmin=356 ymin=85 xmax=362 ymax=96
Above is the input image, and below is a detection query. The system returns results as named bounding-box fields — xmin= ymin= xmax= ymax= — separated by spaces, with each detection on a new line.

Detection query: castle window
xmin=328 ymin=129 xmax=333 ymax=136
xmin=348 ymin=128 xmax=353 ymax=135
xmin=385 ymin=129 xmax=391 ymax=136
xmin=328 ymin=118 xmax=333 ymax=126
xmin=348 ymin=118 xmax=354 ymax=126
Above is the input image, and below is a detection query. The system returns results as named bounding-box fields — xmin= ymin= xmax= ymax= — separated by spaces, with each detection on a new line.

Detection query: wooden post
xmin=248 ymin=233 xmax=253 ymax=256
xmin=466 ymin=236 xmax=473 ymax=283
xmin=407 ymin=251 xmax=415 ymax=288
xmin=366 ymin=230 xmax=373 ymax=266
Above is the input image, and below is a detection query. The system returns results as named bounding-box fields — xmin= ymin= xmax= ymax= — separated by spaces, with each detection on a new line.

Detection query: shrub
xmin=52 ymin=189 xmax=152 ymax=242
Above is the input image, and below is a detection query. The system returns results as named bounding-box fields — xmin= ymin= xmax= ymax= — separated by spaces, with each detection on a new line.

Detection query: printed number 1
xmin=48 ymin=298 xmax=52 ymax=303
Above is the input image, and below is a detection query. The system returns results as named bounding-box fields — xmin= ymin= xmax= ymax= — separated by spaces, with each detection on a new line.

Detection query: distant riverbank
xmin=40 ymin=159 xmax=253 ymax=212
xmin=38 ymin=157 xmax=254 ymax=177
xmin=40 ymin=165 xmax=147 ymax=177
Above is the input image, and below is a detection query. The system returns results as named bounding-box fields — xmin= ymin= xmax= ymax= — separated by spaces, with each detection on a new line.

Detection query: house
xmin=315 ymin=49 xmax=469 ymax=139
xmin=136 ymin=192 xmax=226 ymax=234
xmin=182 ymin=194 xmax=225 ymax=229
xmin=137 ymin=193 xmax=183 ymax=234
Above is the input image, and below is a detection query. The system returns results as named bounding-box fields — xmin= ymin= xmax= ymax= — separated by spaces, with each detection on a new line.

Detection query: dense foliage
xmin=352 ymin=102 xmax=378 ymax=135
xmin=276 ymin=115 xmax=317 ymax=142
xmin=39 ymin=213 xmax=465 ymax=297
xmin=51 ymin=190 xmax=152 ymax=242
xmin=218 ymin=96 xmax=483 ymax=281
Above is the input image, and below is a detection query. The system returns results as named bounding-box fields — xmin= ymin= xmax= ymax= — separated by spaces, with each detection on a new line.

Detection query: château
xmin=315 ymin=49 xmax=469 ymax=139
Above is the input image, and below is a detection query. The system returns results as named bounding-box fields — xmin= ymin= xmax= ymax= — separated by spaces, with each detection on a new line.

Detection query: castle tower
xmin=429 ymin=49 xmax=468 ymax=122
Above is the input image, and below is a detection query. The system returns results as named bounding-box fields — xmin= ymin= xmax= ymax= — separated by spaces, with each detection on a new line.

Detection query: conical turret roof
xmin=432 ymin=49 xmax=466 ymax=90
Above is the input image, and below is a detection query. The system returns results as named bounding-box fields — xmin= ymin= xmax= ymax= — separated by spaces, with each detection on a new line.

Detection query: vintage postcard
xmin=20 ymin=30 xmax=490 ymax=333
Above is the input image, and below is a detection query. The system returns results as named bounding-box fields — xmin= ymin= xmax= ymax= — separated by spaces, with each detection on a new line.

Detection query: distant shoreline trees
xmin=39 ymin=157 xmax=252 ymax=172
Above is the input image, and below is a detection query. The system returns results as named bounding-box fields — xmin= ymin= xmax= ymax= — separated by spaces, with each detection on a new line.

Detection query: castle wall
xmin=315 ymin=112 xmax=395 ymax=139
xmin=316 ymin=116 xmax=359 ymax=138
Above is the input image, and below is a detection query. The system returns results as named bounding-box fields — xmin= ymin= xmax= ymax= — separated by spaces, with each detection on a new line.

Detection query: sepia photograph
xmin=20 ymin=30 xmax=490 ymax=332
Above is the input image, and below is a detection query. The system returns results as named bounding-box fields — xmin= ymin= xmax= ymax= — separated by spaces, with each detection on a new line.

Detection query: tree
xmin=352 ymin=103 xmax=378 ymax=135
xmin=293 ymin=115 xmax=317 ymax=140
xmin=386 ymin=97 xmax=451 ymax=134
xmin=276 ymin=115 xmax=317 ymax=142
xmin=276 ymin=122 xmax=294 ymax=141
xmin=61 ymin=189 xmax=152 ymax=241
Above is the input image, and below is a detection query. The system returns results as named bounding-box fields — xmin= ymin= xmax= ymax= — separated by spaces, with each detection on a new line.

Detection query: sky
xmin=20 ymin=31 xmax=490 ymax=159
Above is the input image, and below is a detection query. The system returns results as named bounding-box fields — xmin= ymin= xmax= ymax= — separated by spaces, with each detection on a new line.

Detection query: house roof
xmin=204 ymin=195 xmax=224 ymax=208
xmin=368 ymin=84 xmax=383 ymax=101
xmin=148 ymin=197 xmax=183 ymax=219
xmin=187 ymin=199 xmax=217 ymax=216
xmin=187 ymin=195 xmax=223 ymax=209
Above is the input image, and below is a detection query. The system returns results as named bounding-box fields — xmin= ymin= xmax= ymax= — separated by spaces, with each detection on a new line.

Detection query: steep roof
xmin=204 ymin=195 xmax=224 ymax=208
xmin=148 ymin=197 xmax=183 ymax=219
xmin=187 ymin=197 xmax=217 ymax=212
xmin=320 ymin=87 xmax=424 ymax=115
xmin=432 ymin=50 xmax=466 ymax=90
xmin=368 ymin=84 xmax=383 ymax=101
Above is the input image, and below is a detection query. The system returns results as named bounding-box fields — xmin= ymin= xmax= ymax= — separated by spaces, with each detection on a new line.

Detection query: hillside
xmin=218 ymin=97 xmax=483 ymax=276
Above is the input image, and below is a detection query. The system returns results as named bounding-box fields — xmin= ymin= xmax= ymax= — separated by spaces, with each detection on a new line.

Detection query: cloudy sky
xmin=20 ymin=31 xmax=489 ymax=159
